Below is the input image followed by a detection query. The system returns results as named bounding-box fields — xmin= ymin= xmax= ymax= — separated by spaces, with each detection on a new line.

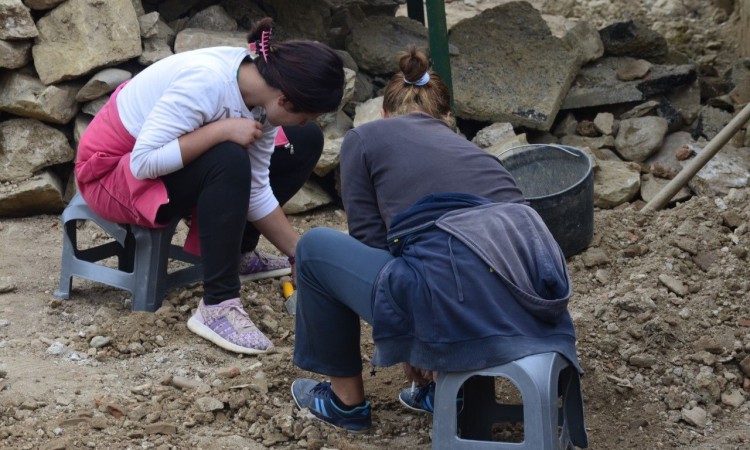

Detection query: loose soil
xmin=2 ymin=190 xmax=749 ymax=450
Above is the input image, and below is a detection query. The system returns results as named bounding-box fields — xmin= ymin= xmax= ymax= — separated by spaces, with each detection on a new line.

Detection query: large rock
xmin=0 ymin=69 xmax=80 ymax=124
xmin=0 ymin=39 xmax=31 ymax=69
xmin=666 ymin=80 xmax=702 ymax=125
xmin=599 ymin=20 xmax=669 ymax=61
xmin=644 ymin=131 xmax=700 ymax=178
xmin=20 ymin=0 xmax=66 ymax=9
xmin=729 ymin=58 xmax=750 ymax=104
xmin=258 ymin=0 xmax=332 ymax=42
xmin=174 ymin=28 xmax=247 ymax=53
xmin=640 ymin=173 xmax=692 ymax=204
xmin=31 ymin=0 xmax=141 ymax=85
xmin=594 ymin=160 xmax=641 ymax=208
xmin=0 ymin=118 xmax=75 ymax=182
xmin=315 ymin=136 xmax=344 ymax=178
xmin=692 ymin=105 xmax=733 ymax=141
xmin=472 ymin=122 xmax=517 ymax=149
xmin=450 ymin=2 xmax=580 ymax=131
xmin=615 ymin=116 xmax=669 ymax=162
xmin=218 ymin=0 xmax=268 ymax=31
xmin=353 ymin=96 xmax=383 ymax=128
xmin=73 ymin=113 xmax=93 ymax=148
xmin=741 ymin=0 xmax=750 ymax=58
xmin=282 ymin=179 xmax=334 ymax=214
xmin=0 ymin=171 xmax=65 ymax=216
xmin=544 ymin=16 xmax=603 ymax=65
xmin=560 ymin=135 xmax=617 ymax=157
xmin=688 ymin=145 xmax=750 ymax=197
xmin=320 ymin=110 xmax=353 ymax=141
xmin=0 ymin=0 xmax=37 ymax=40
xmin=186 ymin=5 xmax=237 ymax=32
xmin=156 ymin=0 xmax=203 ymax=22
xmin=562 ymin=57 xmax=696 ymax=110
xmin=138 ymin=13 xmax=175 ymax=65
xmin=76 ymin=68 xmax=132 ymax=102
xmin=560 ymin=19 xmax=604 ymax=65
xmin=345 ymin=15 xmax=428 ymax=75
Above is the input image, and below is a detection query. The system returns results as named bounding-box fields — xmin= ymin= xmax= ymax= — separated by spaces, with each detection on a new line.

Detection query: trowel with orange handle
xmin=280 ymin=276 xmax=297 ymax=315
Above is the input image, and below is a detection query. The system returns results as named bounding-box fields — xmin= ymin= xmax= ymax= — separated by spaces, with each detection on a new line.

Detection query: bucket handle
xmin=496 ymin=143 xmax=581 ymax=160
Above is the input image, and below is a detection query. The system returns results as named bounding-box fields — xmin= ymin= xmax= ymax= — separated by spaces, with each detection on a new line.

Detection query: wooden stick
xmin=641 ymin=101 xmax=750 ymax=213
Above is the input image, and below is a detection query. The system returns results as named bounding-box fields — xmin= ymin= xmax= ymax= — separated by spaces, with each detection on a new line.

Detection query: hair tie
xmin=404 ymin=72 xmax=430 ymax=86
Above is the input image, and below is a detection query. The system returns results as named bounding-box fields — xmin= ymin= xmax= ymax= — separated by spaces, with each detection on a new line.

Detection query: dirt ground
xmin=1 ymin=1 xmax=749 ymax=449
xmin=1 ymin=191 xmax=750 ymax=450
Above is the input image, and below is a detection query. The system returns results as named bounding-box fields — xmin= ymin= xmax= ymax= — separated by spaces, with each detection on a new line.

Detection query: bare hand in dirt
xmin=401 ymin=362 xmax=434 ymax=386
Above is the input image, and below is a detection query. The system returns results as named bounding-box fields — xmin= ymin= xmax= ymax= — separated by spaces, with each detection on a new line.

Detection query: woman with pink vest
xmin=75 ymin=17 xmax=344 ymax=355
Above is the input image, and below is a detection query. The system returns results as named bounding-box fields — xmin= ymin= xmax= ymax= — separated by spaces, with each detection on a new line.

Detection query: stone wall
xmin=0 ymin=0 xmax=747 ymax=218
xmin=0 ymin=0 xmax=396 ymax=216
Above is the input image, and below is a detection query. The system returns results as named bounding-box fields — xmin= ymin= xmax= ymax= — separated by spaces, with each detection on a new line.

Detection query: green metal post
xmin=425 ymin=0 xmax=454 ymax=110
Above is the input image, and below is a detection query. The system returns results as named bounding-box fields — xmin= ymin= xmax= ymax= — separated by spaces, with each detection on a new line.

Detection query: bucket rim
xmin=498 ymin=144 xmax=594 ymax=201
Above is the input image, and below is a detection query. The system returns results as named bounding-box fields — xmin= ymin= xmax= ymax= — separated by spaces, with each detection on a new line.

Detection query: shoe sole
xmin=399 ymin=395 xmax=433 ymax=414
xmin=239 ymin=267 xmax=292 ymax=282
xmin=290 ymin=383 xmax=371 ymax=434
xmin=187 ymin=316 xmax=271 ymax=355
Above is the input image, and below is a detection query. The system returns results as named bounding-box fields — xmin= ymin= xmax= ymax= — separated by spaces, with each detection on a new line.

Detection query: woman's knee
xmin=297 ymin=227 xmax=343 ymax=263
xmin=286 ymin=122 xmax=323 ymax=163
xmin=205 ymin=142 xmax=251 ymax=184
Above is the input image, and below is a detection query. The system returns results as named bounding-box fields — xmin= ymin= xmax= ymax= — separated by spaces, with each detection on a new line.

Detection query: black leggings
xmin=240 ymin=122 xmax=324 ymax=253
xmin=157 ymin=122 xmax=324 ymax=304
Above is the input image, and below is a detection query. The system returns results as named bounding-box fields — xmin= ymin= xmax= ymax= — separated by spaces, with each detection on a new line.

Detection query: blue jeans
xmin=293 ymin=227 xmax=394 ymax=377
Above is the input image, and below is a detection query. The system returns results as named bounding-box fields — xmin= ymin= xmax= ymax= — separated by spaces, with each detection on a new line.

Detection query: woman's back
xmin=340 ymin=112 xmax=525 ymax=247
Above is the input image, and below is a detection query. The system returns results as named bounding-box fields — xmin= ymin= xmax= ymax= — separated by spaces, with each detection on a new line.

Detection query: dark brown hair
xmin=382 ymin=47 xmax=452 ymax=124
xmin=248 ymin=18 xmax=345 ymax=113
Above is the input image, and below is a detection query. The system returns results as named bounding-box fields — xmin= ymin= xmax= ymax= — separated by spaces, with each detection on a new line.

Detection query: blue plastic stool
xmin=432 ymin=352 xmax=588 ymax=449
xmin=54 ymin=193 xmax=203 ymax=312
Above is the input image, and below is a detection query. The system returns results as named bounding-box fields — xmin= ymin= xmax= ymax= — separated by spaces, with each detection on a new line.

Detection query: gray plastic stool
xmin=54 ymin=193 xmax=203 ymax=312
xmin=432 ymin=352 xmax=588 ymax=450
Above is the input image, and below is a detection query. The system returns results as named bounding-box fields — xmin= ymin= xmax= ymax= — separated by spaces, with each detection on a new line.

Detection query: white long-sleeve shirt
xmin=116 ymin=46 xmax=279 ymax=222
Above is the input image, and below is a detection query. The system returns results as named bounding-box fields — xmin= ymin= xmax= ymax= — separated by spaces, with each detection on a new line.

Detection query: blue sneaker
xmin=399 ymin=382 xmax=464 ymax=414
xmin=399 ymin=382 xmax=436 ymax=413
xmin=291 ymin=378 xmax=372 ymax=433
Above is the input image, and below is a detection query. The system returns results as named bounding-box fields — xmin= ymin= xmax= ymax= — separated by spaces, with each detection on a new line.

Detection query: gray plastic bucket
xmin=499 ymin=144 xmax=594 ymax=258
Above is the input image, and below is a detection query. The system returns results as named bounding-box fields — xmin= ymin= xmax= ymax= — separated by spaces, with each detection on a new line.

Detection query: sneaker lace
xmin=310 ymin=381 xmax=333 ymax=399
xmin=412 ymin=383 xmax=434 ymax=405
xmin=223 ymin=302 xmax=257 ymax=332
xmin=254 ymin=251 xmax=271 ymax=264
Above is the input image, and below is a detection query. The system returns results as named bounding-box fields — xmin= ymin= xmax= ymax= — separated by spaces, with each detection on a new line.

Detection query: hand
xmin=222 ymin=118 xmax=264 ymax=147
xmin=401 ymin=362 xmax=434 ymax=386
xmin=178 ymin=119 xmax=265 ymax=166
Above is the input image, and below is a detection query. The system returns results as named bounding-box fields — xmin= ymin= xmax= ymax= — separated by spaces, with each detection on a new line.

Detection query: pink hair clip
xmin=259 ymin=30 xmax=271 ymax=62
